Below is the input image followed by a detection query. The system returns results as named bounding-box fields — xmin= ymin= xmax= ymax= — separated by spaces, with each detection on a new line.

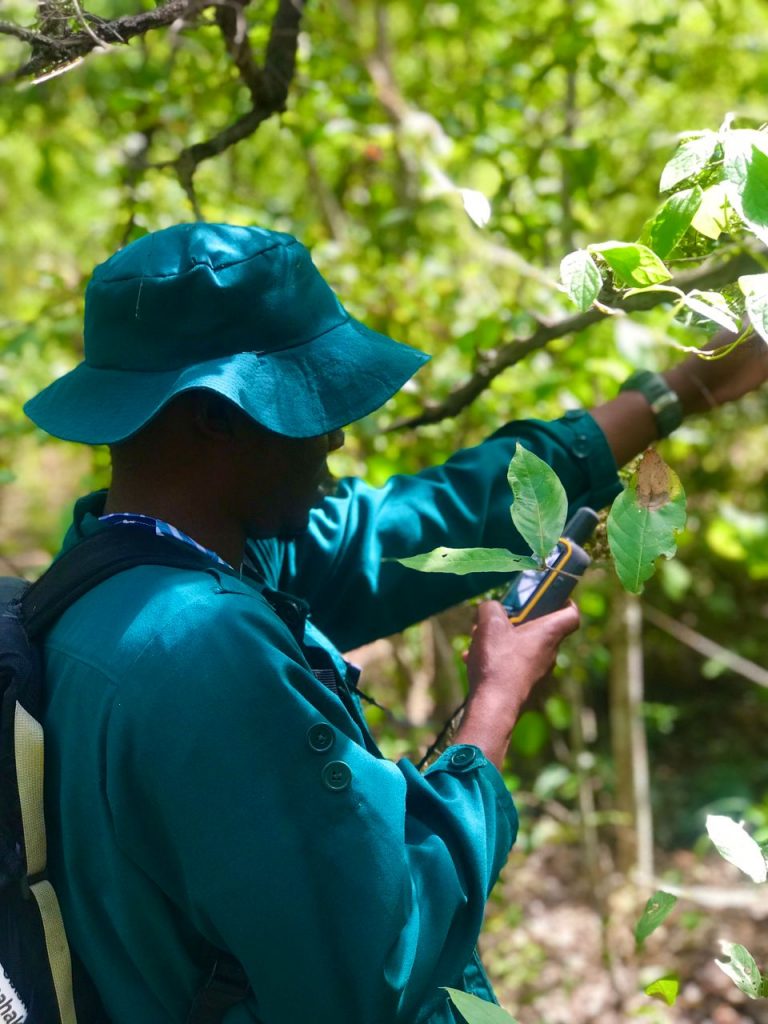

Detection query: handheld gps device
xmin=500 ymin=507 xmax=599 ymax=623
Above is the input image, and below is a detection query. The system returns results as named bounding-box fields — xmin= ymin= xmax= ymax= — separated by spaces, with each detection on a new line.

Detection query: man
xmin=24 ymin=222 xmax=768 ymax=1023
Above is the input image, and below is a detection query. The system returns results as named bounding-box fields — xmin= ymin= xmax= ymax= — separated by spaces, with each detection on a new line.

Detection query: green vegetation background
xmin=2 ymin=1 xmax=768 ymax=1018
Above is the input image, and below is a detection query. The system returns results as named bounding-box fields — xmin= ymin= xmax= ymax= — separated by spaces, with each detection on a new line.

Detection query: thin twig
xmin=644 ymin=604 xmax=768 ymax=689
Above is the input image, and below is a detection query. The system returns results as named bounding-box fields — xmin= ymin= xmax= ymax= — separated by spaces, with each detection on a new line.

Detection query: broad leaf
xmin=560 ymin=249 xmax=602 ymax=311
xmin=589 ymin=242 xmax=672 ymax=288
xmin=691 ymin=183 xmax=731 ymax=239
xmin=639 ymin=187 xmax=702 ymax=258
xmin=634 ymin=890 xmax=678 ymax=947
xmin=659 ymin=133 xmax=717 ymax=192
xmin=683 ymin=290 xmax=739 ymax=332
xmin=507 ymin=444 xmax=567 ymax=562
xmin=444 ymin=988 xmax=518 ymax=1024
xmin=715 ymin=942 xmax=764 ymax=999
xmin=740 ymin=145 xmax=768 ymax=229
xmin=607 ymin=450 xmax=687 ymax=594
xmin=644 ymin=975 xmax=680 ymax=1006
xmin=393 ymin=547 xmax=537 ymax=575
xmin=706 ymin=815 xmax=768 ymax=883
xmin=739 ymin=274 xmax=768 ymax=343
xmin=721 ymin=129 xmax=768 ymax=191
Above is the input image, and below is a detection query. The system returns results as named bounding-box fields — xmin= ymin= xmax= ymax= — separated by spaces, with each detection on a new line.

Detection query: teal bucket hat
xmin=24 ymin=223 xmax=430 ymax=444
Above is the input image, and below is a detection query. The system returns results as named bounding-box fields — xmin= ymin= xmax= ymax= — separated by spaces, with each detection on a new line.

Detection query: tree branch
xmin=154 ymin=0 xmax=305 ymax=206
xmin=390 ymin=247 xmax=766 ymax=431
xmin=1 ymin=0 xmax=192 ymax=81
xmin=215 ymin=0 xmax=263 ymax=102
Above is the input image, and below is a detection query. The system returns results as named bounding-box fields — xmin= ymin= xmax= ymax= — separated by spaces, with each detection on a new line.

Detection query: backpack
xmin=0 ymin=527 xmax=252 ymax=1024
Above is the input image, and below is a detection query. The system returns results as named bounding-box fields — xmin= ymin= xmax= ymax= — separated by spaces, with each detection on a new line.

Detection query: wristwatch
xmin=618 ymin=369 xmax=683 ymax=438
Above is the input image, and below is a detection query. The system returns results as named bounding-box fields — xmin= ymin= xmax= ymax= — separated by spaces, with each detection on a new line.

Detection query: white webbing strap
xmin=14 ymin=701 xmax=78 ymax=1024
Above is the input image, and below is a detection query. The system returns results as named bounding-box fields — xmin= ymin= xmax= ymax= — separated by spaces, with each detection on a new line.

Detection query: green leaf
xmin=393 ymin=547 xmax=538 ymax=575
xmin=644 ymin=975 xmax=680 ymax=1006
xmin=705 ymin=815 xmax=768 ymax=883
xmin=444 ymin=988 xmax=519 ymax=1024
xmin=560 ymin=249 xmax=602 ymax=311
xmin=634 ymin=890 xmax=678 ymax=947
xmin=507 ymin=444 xmax=568 ymax=562
xmin=682 ymin=290 xmax=739 ymax=332
xmin=589 ymin=242 xmax=672 ymax=288
xmin=741 ymin=144 xmax=768 ymax=228
xmin=691 ymin=183 xmax=731 ymax=239
xmin=715 ymin=942 xmax=764 ymax=999
xmin=659 ymin=133 xmax=717 ymax=192
xmin=607 ymin=450 xmax=687 ymax=594
xmin=739 ymin=274 xmax=768 ymax=343
xmin=721 ymin=129 xmax=767 ymax=191
xmin=638 ymin=187 xmax=702 ymax=258
xmin=510 ymin=710 xmax=549 ymax=757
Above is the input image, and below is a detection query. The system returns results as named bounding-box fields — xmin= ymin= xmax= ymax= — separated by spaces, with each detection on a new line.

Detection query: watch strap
xmin=619 ymin=369 xmax=683 ymax=438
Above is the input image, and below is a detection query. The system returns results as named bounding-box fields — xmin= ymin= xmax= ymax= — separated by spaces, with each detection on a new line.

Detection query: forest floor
xmin=483 ymin=844 xmax=768 ymax=1024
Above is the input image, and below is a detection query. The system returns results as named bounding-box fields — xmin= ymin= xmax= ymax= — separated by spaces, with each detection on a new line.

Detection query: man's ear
xmin=192 ymin=393 xmax=238 ymax=440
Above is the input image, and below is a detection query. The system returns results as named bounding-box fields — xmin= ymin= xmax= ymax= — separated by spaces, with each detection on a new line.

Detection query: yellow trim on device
xmin=507 ymin=538 xmax=572 ymax=624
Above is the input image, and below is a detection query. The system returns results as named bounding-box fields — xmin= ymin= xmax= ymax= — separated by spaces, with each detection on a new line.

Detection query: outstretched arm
xmin=591 ymin=330 xmax=768 ymax=466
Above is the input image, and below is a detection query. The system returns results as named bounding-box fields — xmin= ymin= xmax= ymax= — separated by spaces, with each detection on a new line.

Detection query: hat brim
xmin=23 ymin=318 xmax=430 ymax=444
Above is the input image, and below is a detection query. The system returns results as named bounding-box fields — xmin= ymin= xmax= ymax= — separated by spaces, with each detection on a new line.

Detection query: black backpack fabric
xmin=0 ymin=528 xmax=251 ymax=1024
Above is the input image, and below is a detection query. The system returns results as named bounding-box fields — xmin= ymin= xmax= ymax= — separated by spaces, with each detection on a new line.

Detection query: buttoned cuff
xmin=426 ymin=744 xmax=516 ymax=818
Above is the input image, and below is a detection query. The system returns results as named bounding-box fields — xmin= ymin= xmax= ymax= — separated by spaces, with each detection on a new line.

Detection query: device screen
xmin=501 ymin=542 xmax=564 ymax=614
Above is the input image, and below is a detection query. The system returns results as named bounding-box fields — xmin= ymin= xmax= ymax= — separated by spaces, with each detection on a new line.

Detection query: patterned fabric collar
xmin=98 ymin=513 xmax=234 ymax=570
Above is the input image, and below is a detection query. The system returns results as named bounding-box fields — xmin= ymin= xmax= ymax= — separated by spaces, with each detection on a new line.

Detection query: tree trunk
xmin=609 ymin=589 xmax=654 ymax=879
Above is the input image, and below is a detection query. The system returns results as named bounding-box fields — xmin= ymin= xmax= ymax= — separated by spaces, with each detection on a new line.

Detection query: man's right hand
xmin=454 ymin=600 xmax=580 ymax=769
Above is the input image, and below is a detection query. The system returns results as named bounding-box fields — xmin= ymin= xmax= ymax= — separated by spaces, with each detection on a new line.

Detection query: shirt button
xmin=321 ymin=761 xmax=352 ymax=792
xmin=307 ymin=723 xmax=335 ymax=753
xmin=450 ymin=747 xmax=477 ymax=768
xmin=572 ymin=434 xmax=591 ymax=458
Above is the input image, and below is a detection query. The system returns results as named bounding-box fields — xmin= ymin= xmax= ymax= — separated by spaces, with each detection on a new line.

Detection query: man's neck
xmin=103 ymin=486 xmax=247 ymax=569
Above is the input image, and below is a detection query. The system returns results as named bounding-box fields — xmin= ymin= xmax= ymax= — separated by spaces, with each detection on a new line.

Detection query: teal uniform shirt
xmin=42 ymin=412 xmax=620 ymax=1023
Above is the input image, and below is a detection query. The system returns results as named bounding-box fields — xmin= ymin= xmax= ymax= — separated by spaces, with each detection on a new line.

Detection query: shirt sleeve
xmin=105 ymin=592 xmax=517 ymax=1024
xmin=278 ymin=411 xmax=621 ymax=650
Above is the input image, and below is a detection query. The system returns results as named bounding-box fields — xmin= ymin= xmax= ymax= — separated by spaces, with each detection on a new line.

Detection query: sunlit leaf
xmin=659 ymin=133 xmax=717 ymax=192
xmin=715 ymin=942 xmax=764 ymax=999
xmin=721 ymin=129 xmax=768 ymax=190
xmin=740 ymin=145 xmax=768 ymax=229
xmin=393 ymin=547 xmax=537 ymax=575
xmin=683 ymin=290 xmax=739 ymax=332
xmin=607 ymin=450 xmax=687 ymax=594
xmin=638 ymin=187 xmax=702 ymax=258
xmin=589 ymin=241 xmax=672 ymax=288
xmin=634 ymin=890 xmax=678 ymax=947
xmin=739 ymin=274 xmax=768 ymax=343
xmin=459 ymin=189 xmax=492 ymax=227
xmin=560 ymin=249 xmax=602 ymax=311
xmin=507 ymin=444 xmax=568 ymax=562
xmin=706 ymin=815 xmax=768 ymax=883
xmin=444 ymin=988 xmax=519 ymax=1024
xmin=644 ymin=975 xmax=680 ymax=1005
xmin=691 ymin=183 xmax=731 ymax=239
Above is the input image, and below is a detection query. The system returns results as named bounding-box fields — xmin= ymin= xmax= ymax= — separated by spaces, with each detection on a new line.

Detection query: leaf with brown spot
xmin=636 ymin=448 xmax=673 ymax=510
xmin=607 ymin=450 xmax=687 ymax=593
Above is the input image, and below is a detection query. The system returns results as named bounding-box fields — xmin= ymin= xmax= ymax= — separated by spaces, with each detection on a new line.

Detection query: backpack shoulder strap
xmin=21 ymin=527 xmax=243 ymax=640
xmin=19 ymin=525 xmax=252 ymax=1024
